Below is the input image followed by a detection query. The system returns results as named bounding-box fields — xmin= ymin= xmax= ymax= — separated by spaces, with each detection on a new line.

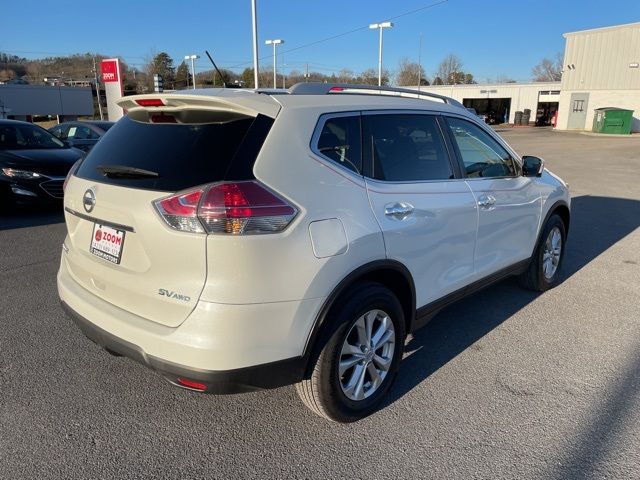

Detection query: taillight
xmin=153 ymin=181 xmax=297 ymax=235
xmin=63 ymin=158 xmax=83 ymax=193
xmin=154 ymin=189 xmax=205 ymax=233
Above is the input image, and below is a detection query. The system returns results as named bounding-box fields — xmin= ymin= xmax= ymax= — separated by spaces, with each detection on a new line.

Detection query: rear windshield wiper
xmin=97 ymin=165 xmax=160 ymax=178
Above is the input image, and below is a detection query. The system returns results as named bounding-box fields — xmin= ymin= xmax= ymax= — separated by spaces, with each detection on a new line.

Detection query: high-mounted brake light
xmin=135 ymin=98 xmax=165 ymax=107
xmin=153 ymin=181 xmax=297 ymax=235
xmin=328 ymin=87 xmax=345 ymax=92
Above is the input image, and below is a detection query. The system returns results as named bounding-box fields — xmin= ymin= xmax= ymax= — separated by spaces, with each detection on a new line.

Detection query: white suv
xmin=58 ymin=83 xmax=570 ymax=422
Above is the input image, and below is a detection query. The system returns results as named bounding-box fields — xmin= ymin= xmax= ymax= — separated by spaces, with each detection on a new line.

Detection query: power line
xmin=228 ymin=0 xmax=449 ymax=69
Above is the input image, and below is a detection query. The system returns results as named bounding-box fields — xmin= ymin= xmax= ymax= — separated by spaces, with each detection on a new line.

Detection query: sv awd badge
xmin=158 ymin=289 xmax=191 ymax=302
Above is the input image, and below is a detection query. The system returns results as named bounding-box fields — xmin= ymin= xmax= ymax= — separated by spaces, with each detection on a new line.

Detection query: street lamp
xmin=184 ymin=54 xmax=200 ymax=90
xmin=265 ymin=39 xmax=284 ymax=89
xmin=369 ymin=21 xmax=393 ymax=86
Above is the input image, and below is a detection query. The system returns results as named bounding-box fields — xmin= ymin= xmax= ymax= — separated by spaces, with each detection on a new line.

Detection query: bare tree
xmin=396 ymin=58 xmax=427 ymax=86
xmin=532 ymin=53 xmax=563 ymax=82
xmin=436 ymin=54 xmax=463 ymax=85
xmin=357 ymin=68 xmax=390 ymax=86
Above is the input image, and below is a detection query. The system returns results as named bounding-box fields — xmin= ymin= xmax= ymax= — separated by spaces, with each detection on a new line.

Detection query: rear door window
xmin=362 ymin=113 xmax=454 ymax=182
xmin=75 ymin=115 xmax=272 ymax=191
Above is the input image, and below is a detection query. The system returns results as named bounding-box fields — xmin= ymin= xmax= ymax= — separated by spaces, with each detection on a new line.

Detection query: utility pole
xmin=92 ymin=57 xmax=104 ymax=120
xmin=418 ymin=33 xmax=423 ymax=91
xmin=251 ymin=0 xmax=259 ymax=89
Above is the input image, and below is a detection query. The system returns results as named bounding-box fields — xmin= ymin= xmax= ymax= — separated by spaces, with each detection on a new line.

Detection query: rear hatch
xmin=62 ymin=92 xmax=279 ymax=327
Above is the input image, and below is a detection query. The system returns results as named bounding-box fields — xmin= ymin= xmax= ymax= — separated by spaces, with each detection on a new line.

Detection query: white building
xmin=409 ymin=22 xmax=640 ymax=132
xmin=557 ymin=22 xmax=640 ymax=132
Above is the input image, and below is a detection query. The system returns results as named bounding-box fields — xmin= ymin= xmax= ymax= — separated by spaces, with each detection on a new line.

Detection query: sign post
xmin=101 ymin=58 xmax=124 ymax=121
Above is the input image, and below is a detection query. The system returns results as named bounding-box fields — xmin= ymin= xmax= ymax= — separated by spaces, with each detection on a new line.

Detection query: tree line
xmin=0 ymin=50 xmax=564 ymax=91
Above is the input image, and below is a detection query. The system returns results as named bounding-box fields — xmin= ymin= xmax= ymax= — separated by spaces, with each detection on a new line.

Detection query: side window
xmin=69 ymin=126 xmax=92 ymax=140
xmin=314 ymin=115 xmax=362 ymax=174
xmin=446 ymin=117 xmax=517 ymax=178
xmin=50 ymin=125 xmax=67 ymax=139
xmin=362 ymin=114 xmax=453 ymax=182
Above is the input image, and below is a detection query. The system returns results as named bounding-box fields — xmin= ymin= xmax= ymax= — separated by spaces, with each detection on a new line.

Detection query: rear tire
xmin=296 ymin=282 xmax=406 ymax=422
xmin=520 ymin=214 xmax=566 ymax=292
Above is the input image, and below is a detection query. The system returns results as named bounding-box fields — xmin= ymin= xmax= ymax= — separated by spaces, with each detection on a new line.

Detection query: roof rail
xmin=288 ymin=82 xmax=464 ymax=108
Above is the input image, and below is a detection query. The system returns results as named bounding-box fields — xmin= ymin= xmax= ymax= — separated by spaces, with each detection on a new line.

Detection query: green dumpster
xmin=592 ymin=107 xmax=634 ymax=135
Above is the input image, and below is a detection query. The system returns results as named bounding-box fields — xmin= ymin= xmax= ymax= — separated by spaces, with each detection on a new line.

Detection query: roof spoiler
xmin=116 ymin=92 xmax=280 ymax=123
xmin=288 ymin=83 xmax=464 ymax=108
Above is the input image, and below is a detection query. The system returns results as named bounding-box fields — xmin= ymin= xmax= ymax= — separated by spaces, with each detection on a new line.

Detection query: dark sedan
xmin=49 ymin=120 xmax=114 ymax=152
xmin=0 ymin=119 xmax=85 ymax=208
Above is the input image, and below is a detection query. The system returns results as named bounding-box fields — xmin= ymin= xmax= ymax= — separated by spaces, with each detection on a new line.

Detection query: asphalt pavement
xmin=1 ymin=128 xmax=639 ymax=479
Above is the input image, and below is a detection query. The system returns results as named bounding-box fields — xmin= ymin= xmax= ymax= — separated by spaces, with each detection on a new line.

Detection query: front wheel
xmin=520 ymin=213 xmax=566 ymax=291
xmin=296 ymin=282 xmax=406 ymax=422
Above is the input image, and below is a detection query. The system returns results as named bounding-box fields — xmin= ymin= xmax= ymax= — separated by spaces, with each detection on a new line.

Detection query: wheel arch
xmin=302 ymin=260 xmax=416 ymax=368
xmin=534 ymin=200 xmax=571 ymax=256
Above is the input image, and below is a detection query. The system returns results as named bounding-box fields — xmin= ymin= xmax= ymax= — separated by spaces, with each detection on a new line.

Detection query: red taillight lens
xmin=154 ymin=189 xmax=204 ymax=233
xmin=199 ymin=181 xmax=297 ymax=235
xmin=153 ymin=181 xmax=297 ymax=235
xmin=135 ymin=98 xmax=165 ymax=107
xmin=176 ymin=377 xmax=207 ymax=391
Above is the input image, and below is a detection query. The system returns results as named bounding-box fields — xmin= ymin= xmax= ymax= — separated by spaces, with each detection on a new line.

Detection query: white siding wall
xmin=561 ymin=23 xmax=640 ymax=91
xmin=556 ymin=89 xmax=640 ymax=131
xmin=557 ymin=22 xmax=640 ymax=132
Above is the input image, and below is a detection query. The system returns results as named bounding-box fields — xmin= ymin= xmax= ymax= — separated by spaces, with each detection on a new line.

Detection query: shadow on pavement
xmin=386 ymin=194 xmax=640 ymax=406
xmin=0 ymin=205 xmax=65 ymax=231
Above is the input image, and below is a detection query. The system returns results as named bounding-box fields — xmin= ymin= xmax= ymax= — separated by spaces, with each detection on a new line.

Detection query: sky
xmin=2 ymin=0 xmax=639 ymax=83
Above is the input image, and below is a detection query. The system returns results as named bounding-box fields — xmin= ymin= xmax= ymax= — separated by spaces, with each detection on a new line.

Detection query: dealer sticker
xmin=90 ymin=223 xmax=125 ymax=264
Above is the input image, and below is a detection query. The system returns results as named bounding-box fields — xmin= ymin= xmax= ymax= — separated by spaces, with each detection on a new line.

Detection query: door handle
xmin=384 ymin=202 xmax=414 ymax=219
xmin=477 ymin=194 xmax=496 ymax=208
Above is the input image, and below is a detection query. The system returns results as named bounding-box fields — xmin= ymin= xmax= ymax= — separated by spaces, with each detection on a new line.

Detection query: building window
xmin=550 ymin=90 xmax=560 ymax=95
xmin=539 ymin=91 xmax=550 ymax=95
xmin=572 ymin=100 xmax=585 ymax=112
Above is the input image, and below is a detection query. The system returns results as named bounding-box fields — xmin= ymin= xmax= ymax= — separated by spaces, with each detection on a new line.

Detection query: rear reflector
xmin=135 ymin=98 xmax=165 ymax=107
xmin=153 ymin=181 xmax=297 ymax=235
xmin=176 ymin=377 xmax=207 ymax=391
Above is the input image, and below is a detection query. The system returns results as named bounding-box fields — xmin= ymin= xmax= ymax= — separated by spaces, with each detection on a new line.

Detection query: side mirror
xmin=522 ymin=155 xmax=544 ymax=177
xmin=64 ymin=139 xmax=74 ymax=148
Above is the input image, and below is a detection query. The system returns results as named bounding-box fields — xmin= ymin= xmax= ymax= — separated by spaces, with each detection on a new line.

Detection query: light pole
xmin=265 ymin=39 xmax=284 ymax=88
xmin=251 ymin=0 xmax=259 ymax=89
xmin=369 ymin=21 xmax=393 ymax=86
xmin=184 ymin=54 xmax=200 ymax=89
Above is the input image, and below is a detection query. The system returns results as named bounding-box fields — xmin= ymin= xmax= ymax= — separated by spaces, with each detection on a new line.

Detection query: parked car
xmin=58 ymin=84 xmax=570 ymax=422
xmin=0 ymin=119 xmax=84 ymax=208
xmin=49 ymin=121 xmax=114 ymax=152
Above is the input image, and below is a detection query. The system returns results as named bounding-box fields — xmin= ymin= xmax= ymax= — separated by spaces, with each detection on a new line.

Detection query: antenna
xmin=205 ymin=50 xmax=228 ymax=88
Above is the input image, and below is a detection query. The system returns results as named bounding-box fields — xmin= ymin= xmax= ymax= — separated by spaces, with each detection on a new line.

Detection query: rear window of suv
xmin=75 ymin=115 xmax=272 ymax=191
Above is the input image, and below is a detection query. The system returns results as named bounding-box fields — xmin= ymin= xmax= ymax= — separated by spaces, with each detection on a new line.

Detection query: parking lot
xmin=1 ymin=128 xmax=639 ymax=479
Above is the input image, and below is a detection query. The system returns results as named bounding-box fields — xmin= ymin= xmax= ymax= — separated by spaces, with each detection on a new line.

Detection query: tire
xmin=296 ymin=282 xmax=406 ymax=422
xmin=520 ymin=214 xmax=566 ymax=291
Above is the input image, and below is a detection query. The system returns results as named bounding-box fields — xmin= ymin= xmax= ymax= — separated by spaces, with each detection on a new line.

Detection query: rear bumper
xmin=61 ymin=302 xmax=305 ymax=393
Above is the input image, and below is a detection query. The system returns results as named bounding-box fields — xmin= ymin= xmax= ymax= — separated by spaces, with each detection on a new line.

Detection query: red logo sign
xmin=95 ymin=230 xmax=103 ymax=242
xmin=101 ymin=60 xmax=119 ymax=83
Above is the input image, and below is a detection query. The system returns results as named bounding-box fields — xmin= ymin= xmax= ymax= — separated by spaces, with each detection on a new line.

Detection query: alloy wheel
xmin=338 ymin=309 xmax=396 ymax=401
